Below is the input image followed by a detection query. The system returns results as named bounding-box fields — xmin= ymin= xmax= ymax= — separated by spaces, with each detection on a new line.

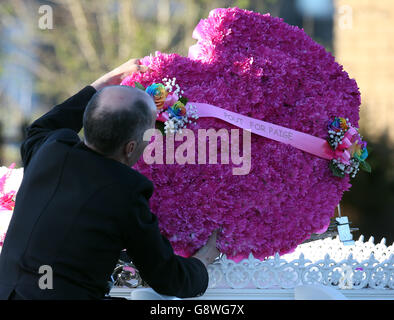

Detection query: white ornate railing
xmin=207 ymin=235 xmax=394 ymax=290
xmin=109 ymin=235 xmax=394 ymax=299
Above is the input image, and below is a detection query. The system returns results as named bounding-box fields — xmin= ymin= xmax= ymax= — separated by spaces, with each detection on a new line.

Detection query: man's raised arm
xmin=20 ymin=58 xmax=148 ymax=168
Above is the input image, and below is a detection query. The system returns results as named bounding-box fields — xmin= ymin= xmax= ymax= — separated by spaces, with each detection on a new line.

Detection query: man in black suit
xmin=0 ymin=59 xmax=220 ymax=300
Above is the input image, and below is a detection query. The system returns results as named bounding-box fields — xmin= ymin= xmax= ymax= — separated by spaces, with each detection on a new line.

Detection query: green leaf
xmin=179 ymin=96 xmax=188 ymax=105
xmin=330 ymin=161 xmax=345 ymax=178
xmin=155 ymin=121 xmax=165 ymax=135
xmin=134 ymin=82 xmax=145 ymax=91
xmin=359 ymin=161 xmax=372 ymax=173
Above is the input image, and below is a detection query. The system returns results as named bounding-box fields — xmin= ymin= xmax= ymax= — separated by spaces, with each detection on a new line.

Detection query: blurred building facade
xmin=334 ymin=0 xmax=394 ymax=142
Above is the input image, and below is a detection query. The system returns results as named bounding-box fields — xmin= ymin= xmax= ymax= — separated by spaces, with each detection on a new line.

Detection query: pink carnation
xmin=121 ymin=7 xmax=359 ymax=261
xmin=0 ymin=232 xmax=5 ymax=247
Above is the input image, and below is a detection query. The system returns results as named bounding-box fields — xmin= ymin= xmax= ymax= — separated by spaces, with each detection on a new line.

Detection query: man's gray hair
xmin=83 ymin=88 xmax=153 ymax=156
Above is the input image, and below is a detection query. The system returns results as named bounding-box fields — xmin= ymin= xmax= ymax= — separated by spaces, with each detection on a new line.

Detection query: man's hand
xmin=91 ymin=58 xmax=149 ymax=91
xmin=192 ymin=229 xmax=221 ymax=268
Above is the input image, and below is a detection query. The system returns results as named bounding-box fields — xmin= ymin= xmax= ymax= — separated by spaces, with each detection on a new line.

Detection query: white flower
xmin=164 ymin=119 xmax=176 ymax=134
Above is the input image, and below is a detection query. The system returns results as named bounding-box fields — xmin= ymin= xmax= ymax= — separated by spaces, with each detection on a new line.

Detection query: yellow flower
xmin=349 ymin=140 xmax=362 ymax=158
xmin=338 ymin=117 xmax=349 ymax=130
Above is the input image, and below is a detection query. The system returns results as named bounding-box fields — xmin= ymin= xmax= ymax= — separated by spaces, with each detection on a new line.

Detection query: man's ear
xmin=125 ymin=140 xmax=137 ymax=158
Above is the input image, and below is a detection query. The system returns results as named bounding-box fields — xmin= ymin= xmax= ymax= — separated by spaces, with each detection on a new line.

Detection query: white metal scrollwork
xmin=206 ymin=235 xmax=394 ymax=290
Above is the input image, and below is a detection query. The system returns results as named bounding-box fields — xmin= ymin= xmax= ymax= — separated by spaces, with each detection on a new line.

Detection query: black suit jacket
xmin=0 ymin=86 xmax=208 ymax=300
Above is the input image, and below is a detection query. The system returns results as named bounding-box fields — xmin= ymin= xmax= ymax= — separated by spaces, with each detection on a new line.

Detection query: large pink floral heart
xmin=121 ymin=7 xmax=360 ymax=261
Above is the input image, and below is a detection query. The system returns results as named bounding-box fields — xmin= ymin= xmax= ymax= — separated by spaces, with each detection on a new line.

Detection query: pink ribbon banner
xmin=188 ymin=102 xmax=335 ymax=160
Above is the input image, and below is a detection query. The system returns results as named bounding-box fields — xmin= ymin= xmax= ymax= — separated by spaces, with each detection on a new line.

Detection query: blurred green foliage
xmin=0 ymin=0 xmax=279 ymax=107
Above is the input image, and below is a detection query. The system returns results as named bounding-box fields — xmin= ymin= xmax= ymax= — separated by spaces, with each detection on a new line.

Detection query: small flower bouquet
xmin=327 ymin=117 xmax=371 ymax=178
xmin=0 ymin=164 xmax=17 ymax=211
xmin=134 ymin=77 xmax=198 ymax=134
xmin=0 ymin=164 xmax=23 ymax=248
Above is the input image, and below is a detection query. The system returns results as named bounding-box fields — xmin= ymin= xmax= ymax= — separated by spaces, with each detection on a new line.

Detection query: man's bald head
xmin=83 ymin=85 xmax=156 ymax=157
